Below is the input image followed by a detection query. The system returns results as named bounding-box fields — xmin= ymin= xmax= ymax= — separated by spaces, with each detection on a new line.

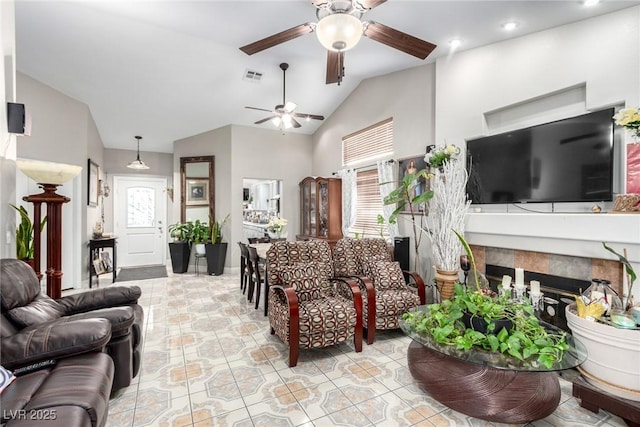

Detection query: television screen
xmin=466 ymin=108 xmax=614 ymax=204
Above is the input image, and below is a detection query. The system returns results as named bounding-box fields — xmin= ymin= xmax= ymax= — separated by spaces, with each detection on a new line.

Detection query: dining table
xmin=248 ymin=242 xmax=272 ymax=316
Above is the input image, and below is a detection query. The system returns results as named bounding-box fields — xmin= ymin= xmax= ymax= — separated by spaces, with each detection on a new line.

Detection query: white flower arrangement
xmin=424 ymin=144 xmax=461 ymax=168
xmin=613 ymin=107 xmax=640 ymax=139
xmin=267 ymin=218 xmax=288 ymax=234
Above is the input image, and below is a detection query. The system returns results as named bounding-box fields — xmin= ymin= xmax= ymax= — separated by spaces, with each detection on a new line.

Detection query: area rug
xmin=114 ymin=265 xmax=168 ymax=283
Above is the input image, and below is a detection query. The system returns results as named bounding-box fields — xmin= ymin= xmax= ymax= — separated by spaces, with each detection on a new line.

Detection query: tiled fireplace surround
xmin=465 ymin=212 xmax=640 ymax=299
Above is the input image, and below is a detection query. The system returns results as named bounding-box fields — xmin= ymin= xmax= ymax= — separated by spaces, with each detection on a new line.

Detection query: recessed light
xmin=449 ymin=39 xmax=462 ymax=49
xmin=583 ymin=0 xmax=600 ymax=6
xmin=502 ymin=21 xmax=519 ymax=31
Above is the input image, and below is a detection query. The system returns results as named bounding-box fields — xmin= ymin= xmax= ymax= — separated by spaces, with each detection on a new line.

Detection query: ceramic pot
xmin=566 ymin=304 xmax=640 ymax=401
xmin=435 ymin=267 xmax=459 ymax=301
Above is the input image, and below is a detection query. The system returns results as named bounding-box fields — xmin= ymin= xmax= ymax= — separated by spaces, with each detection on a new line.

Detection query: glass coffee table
xmin=400 ymin=306 xmax=587 ymax=424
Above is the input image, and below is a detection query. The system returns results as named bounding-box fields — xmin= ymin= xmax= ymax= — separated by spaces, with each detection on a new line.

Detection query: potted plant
xmin=10 ymin=204 xmax=47 ymax=269
xmin=205 ymin=213 xmax=230 ymax=275
xmin=189 ymin=219 xmax=210 ymax=255
xmin=168 ymin=221 xmax=193 ymax=273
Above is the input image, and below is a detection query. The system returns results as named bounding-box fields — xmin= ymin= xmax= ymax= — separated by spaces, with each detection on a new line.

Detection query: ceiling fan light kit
xmin=316 ymin=13 xmax=363 ymax=51
xmin=245 ymin=63 xmax=325 ymax=131
xmin=239 ymin=0 xmax=436 ymax=85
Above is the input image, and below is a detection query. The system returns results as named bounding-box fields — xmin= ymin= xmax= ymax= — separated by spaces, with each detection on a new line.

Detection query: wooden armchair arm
xmin=269 ymin=284 xmax=299 ymax=348
xmin=403 ymin=270 xmax=427 ymax=304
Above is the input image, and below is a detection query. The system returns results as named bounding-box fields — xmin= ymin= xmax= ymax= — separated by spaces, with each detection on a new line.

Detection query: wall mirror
xmin=181 ymin=156 xmax=214 ymax=224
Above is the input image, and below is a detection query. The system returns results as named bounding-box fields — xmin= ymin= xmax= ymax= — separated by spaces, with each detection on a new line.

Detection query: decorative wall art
xmin=88 ymin=159 xmax=99 ymax=207
xmin=186 ymin=179 xmax=209 ymax=205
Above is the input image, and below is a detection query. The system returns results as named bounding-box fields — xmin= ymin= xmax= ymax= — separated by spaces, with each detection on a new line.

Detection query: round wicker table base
xmin=407 ymin=341 xmax=561 ymax=424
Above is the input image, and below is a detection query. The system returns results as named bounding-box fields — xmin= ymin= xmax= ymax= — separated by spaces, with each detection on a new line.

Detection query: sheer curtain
xmin=338 ymin=168 xmax=357 ymax=236
xmin=377 ymin=160 xmax=399 ymax=238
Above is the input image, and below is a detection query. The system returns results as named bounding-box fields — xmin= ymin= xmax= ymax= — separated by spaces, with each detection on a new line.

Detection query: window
xmin=343 ymin=118 xmax=394 ymax=238
xmin=349 ymin=169 xmax=388 ymax=238
xmin=342 ymin=118 xmax=393 ymax=166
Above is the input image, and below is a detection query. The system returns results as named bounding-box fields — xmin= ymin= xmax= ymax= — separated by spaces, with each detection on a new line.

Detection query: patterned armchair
xmin=333 ymin=238 xmax=426 ymax=344
xmin=266 ymin=240 xmax=363 ymax=367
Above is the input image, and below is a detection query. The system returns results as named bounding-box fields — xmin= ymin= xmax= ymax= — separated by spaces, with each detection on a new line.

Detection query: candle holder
xmin=530 ymin=291 xmax=544 ymax=311
xmin=514 ymin=285 xmax=526 ymax=302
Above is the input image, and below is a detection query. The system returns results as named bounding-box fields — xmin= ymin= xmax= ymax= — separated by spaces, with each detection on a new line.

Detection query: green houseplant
xmin=402 ymin=230 xmax=569 ymax=369
xmin=190 ymin=220 xmax=210 ymax=255
xmin=10 ymin=204 xmax=47 ymax=262
xmin=168 ymin=221 xmax=194 ymax=273
xmin=205 ymin=214 xmax=230 ymax=275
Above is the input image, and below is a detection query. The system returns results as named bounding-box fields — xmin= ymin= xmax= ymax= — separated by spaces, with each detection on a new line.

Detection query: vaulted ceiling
xmin=14 ymin=0 xmax=640 ymax=153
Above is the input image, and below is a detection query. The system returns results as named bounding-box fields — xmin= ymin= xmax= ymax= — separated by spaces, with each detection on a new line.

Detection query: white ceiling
xmin=14 ymin=0 xmax=640 ymax=153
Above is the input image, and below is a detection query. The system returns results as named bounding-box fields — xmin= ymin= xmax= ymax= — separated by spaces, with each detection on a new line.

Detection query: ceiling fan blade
xmin=291 ymin=118 xmax=302 ymax=128
xmin=284 ymin=101 xmax=297 ymax=113
xmin=240 ymin=23 xmax=314 ymax=55
xmin=245 ymin=106 xmax=274 ymax=113
xmin=311 ymin=0 xmax=329 ymax=7
xmin=356 ymin=0 xmax=387 ymax=10
xmin=364 ymin=21 xmax=437 ymax=60
xmin=326 ymin=50 xmax=344 ymax=85
xmin=255 ymin=116 xmax=278 ymax=125
xmin=293 ymin=112 xmax=325 ymax=121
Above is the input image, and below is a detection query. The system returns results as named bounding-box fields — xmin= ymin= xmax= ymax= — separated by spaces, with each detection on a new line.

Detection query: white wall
xmin=435 ymin=7 xmax=640 ymax=301
xmin=312 ymin=64 xmax=436 ymax=176
xmin=15 ymin=72 xmax=109 ymax=286
xmin=1 ymin=0 xmax=17 ymax=259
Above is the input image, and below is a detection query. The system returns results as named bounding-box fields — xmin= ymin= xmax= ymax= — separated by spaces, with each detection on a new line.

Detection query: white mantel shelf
xmin=465 ymin=212 xmax=640 ymax=264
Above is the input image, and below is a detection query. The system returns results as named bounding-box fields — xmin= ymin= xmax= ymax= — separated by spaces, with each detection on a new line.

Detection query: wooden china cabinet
xmin=297 ymin=176 xmax=342 ymax=246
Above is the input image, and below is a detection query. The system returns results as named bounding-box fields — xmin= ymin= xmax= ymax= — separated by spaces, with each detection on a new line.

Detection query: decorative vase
xmin=434 ymin=267 xmax=459 ymax=301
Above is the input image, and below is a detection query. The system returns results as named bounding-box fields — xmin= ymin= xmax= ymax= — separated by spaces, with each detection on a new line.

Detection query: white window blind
xmin=349 ymin=169 xmax=388 ymax=238
xmin=343 ymin=118 xmax=394 ymax=238
xmin=342 ymin=118 xmax=393 ymax=166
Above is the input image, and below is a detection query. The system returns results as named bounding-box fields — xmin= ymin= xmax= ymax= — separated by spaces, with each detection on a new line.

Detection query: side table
xmin=89 ymin=237 xmax=117 ymax=288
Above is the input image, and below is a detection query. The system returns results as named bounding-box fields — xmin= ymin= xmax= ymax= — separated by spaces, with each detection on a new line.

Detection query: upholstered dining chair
xmin=333 ymin=238 xmax=426 ymax=344
xmin=265 ymin=240 xmax=363 ymax=367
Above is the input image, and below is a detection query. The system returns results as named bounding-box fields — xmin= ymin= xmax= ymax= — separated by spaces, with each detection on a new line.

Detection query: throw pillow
xmin=367 ymin=260 xmax=405 ymax=291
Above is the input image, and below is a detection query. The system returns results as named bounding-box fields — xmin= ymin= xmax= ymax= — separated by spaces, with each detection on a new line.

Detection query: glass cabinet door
xmin=309 ymin=180 xmax=317 ymax=236
xmin=318 ymin=180 xmax=328 ymax=237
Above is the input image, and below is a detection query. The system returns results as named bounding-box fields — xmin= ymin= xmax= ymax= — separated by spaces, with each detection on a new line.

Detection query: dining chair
xmin=248 ymin=237 xmax=270 ymax=244
xmin=247 ymin=245 xmax=265 ymax=309
xmin=237 ymin=242 xmax=250 ymax=294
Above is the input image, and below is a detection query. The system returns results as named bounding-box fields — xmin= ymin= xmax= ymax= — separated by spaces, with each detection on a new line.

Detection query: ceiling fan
xmin=240 ymin=0 xmax=437 ymax=85
xmin=245 ymin=62 xmax=325 ymax=130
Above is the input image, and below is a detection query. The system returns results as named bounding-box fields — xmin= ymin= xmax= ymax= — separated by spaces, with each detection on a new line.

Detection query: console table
xmin=401 ymin=306 xmax=586 ymax=424
xmin=89 ymin=237 xmax=117 ymax=288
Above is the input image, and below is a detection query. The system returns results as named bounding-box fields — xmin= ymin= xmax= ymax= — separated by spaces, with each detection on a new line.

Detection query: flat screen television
xmin=466 ymin=108 xmax=614 ymax=204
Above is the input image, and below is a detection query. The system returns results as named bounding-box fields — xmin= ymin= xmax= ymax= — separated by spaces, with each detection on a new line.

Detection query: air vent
xmin=243 ymin=69 xmax=263 ymax=82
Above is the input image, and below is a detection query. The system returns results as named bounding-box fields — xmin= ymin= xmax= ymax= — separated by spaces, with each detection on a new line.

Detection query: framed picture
xmin=397 ymin=155 xmax=429 ymax=214
xmin=100 ymin=252 xmax=113 ymax=272
xmin=88 ymin=159 xmax=99 ymax=207
xmin=186 ymin=179 xmax=209 ymax=205
xmin=93 ymin=258 xmax=106 ymax=275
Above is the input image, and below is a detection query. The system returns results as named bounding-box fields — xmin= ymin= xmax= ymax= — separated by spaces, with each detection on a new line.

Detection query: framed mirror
xmin=181 ymin=156 xmax=214 ymax=223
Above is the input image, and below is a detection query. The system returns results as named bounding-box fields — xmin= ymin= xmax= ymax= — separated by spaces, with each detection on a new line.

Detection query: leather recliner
xmin=0 ymin=317 xmax=114 ymax=427
xmin=0 ymin=258 xmax=144 ymax=392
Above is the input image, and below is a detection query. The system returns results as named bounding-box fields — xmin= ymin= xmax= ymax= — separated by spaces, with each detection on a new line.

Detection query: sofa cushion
xmin=280 ymin=263 xmax=331 ymax=302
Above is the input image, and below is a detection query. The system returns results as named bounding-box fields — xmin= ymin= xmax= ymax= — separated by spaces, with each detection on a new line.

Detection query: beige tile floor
xmin=99 ymin=269 xmax=628 ymax=427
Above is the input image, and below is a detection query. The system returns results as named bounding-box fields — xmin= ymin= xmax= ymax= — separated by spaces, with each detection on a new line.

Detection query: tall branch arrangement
xmin=425 ymin=158 xmax=471 ymax=271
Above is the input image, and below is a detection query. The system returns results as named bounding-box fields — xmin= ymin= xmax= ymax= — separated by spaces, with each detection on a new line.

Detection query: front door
xmin=113 ymin=176 xmax=167 ymax=267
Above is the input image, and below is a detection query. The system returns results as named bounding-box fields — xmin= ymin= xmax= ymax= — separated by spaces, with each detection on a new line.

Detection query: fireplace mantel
xmin=465 ymin=212 xmax=640 ymax=265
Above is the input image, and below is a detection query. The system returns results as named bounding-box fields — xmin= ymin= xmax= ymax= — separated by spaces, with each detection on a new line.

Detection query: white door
xmin=113 ymin=176 xmax=167 ymax=267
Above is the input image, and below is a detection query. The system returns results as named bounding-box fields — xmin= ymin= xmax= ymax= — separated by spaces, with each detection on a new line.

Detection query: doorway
xmin=242 ymin=178 xmax=282 ymax=241
xmin=113 ymin=176 xmax=167 ymax=267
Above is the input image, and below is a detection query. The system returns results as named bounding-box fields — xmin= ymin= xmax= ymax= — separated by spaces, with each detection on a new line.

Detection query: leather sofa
xmin=0 ymin=318 xmax=114 ymax=427
xmin=0 ymin=259 xmax=144 ymax=391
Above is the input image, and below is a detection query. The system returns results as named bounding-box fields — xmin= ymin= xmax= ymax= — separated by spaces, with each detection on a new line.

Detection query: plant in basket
xmin=402 ymin=230 xmax=569 ymax=369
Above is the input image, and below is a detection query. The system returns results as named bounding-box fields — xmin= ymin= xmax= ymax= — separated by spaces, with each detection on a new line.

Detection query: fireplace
xmin=485 ymin=264 xmax=590 ymax=331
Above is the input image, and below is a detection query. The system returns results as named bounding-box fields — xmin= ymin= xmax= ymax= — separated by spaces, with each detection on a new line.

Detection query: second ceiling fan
xmin=245 ymin=63 xmax=324 ymax=130
xmin=240 ymin=0 xmax=437 ymax=85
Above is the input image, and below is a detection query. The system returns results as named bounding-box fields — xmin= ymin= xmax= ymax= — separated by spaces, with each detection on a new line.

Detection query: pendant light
xmin=127 ymin=135 xmax=149 ymax=170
